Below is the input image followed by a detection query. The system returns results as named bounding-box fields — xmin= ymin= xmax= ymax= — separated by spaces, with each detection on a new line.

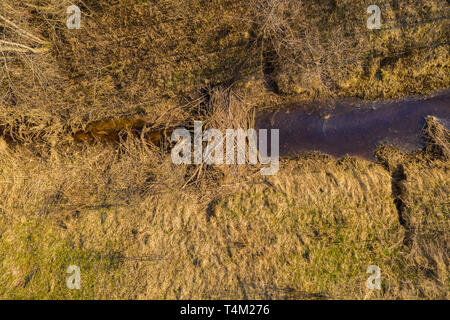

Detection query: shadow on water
xmin=256 ymin=90 xmax=450 ymax=160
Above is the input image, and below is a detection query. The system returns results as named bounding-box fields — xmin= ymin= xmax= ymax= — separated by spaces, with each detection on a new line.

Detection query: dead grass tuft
xmin=423 ymin=116 xmax=450 ymax=160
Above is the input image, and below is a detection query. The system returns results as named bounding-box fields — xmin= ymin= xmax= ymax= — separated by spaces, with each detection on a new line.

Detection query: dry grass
xmin=0 ymin=0 xmax=448 ymax=299
xmin=0 ymin=0 xmax=448 ymax=141
xmin=423 ymin=116 xmax=450 ymax=160
xmin=0 ymin=137 xmax=448 ymax=299
xmin=246 ymin=0 xmax=449 ymax=100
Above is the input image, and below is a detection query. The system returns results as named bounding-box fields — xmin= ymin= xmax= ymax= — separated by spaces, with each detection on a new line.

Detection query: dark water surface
xmin=255 ymin=90 xmax=450 ymax=160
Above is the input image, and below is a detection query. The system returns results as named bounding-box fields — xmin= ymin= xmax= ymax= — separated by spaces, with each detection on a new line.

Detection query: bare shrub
xmin=248 ymin=0 xmax=368 ymax=97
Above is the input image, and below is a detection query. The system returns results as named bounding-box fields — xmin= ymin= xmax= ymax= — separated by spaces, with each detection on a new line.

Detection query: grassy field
xmin=0 ymin=136 xmax=448 ymax=299
xmin=0 ymin=0 xmax=449 ymax=299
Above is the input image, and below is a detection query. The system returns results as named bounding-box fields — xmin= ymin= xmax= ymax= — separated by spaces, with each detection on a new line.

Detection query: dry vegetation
xmin=0 ymin=130 xmax=448 ymax=299
xmin=253 ymin=0 xmax=449 ymax=99
xmin=0 ymin=0 xmax=449 ymax=299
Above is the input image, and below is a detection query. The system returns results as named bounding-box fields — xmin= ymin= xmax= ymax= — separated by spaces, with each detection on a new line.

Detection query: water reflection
xmin=256 ymin=91 xmax=450 ymax=159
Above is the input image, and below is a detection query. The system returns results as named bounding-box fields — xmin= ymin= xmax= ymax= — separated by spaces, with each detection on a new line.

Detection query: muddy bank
xmin=72 ymin=118 xmax=162 ymax=144
xmin=255 ymin=90 xmax=450 ymax=160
